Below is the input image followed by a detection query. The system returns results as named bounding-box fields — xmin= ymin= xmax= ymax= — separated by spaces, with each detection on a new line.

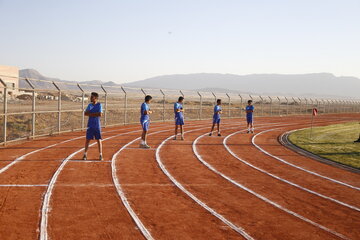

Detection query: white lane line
xmin=0 ymin=125 xmax=142 ymax=175
xmin=112 ymin=122 xmax=217 ymax=240
xmin=224 ymin=130 xmax=360 ymax=212
xmin=252 ymin=128 xmax=360 ymax=191
xmin=0 ymin=184 xmax=48 ymax=187
xmin=0 ymin=121 xmax=218 ymax=175
xmin=111 ymin=129 xmax=175 ymax=240
xmin=68 ymin=160 xmax=112 ymax=162
xmin=40 ymin=122 xmax=206 ymax=240
xmin=155 ymin=125 xmax=254 ymax=240
xmin=39 ymin=124 xmax=180 ymax=240
xmin=193 ymin=128 xmax=349 ymax=240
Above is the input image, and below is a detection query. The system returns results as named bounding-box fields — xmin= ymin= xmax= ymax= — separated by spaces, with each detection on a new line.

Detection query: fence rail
xmin=0 ymin=74 xmax=359 ymax=145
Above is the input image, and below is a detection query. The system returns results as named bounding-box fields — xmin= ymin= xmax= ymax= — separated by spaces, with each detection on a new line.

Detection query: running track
xmin=0 ymin=114 xmax=359 ymax=240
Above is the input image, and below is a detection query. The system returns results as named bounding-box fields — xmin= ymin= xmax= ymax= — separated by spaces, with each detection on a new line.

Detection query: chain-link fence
xmin=0 ymin=75 xmax=359 ymax=145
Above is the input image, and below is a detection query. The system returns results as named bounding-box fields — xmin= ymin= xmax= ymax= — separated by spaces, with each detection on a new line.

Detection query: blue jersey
xmin=213 ymin=105 xmax=222 ymax=119
xmin=85 ymin=103 xmax=102 ymax=129
xmin=140 ymin=102 xmax=150 ymax=121
xmin=174 ymin=102 xmax=184 ymax=118
xmin=246 ymin=105 xmax=254 ymax=117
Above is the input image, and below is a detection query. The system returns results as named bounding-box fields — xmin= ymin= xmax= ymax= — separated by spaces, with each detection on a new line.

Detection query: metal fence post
xmin=101 ymin=85 xmax=108 ymax=127
xmin=259 ymin=96 xmax=264 ymax=116
xmin=77 ymin=84 xmax=85 ymax=130
xmin=180 ymin=90 xmax=185 ymax=109
xmin=277 ymin=97 xmax=281 ymax=116
xmin=52 ymin=82 xmax=61 ymax=134
xmin=304 ymin=98 xmax=308 ymax=114
xmin=121 ymin=87 xmax=127 ymax=125
xmin=292 ymin=97 xmax=296 ymax=115
xmin=212 ymin=92 xmax=217 ymax=105
xmin=315 ymin=99 xmax=320 ymax=113
xmin=25 ymin=78 xmax=36 ymax=137
xmin=239 ymin=94 xmax=243 ymax=118
xmin=0 ymin=79 xmax=7 ymax=144
xmin=198 ymin=92 xmax=202 ymax=120
xmin=327 ymin=100 xmax=331 ymax=113
xmin=160 ymin=89 xmax=165 ymax=122
xmin=268 ymin=96 xmax=272 ymax=116
xmin=285 ymin=97 xmax=289 ymax=115
xmin=226 ymin=93 xmax=231 ymax=118
xmin=248 ymin=95 xmax=253 ymax=117
xmin=298 ymin=98 xmax=302 ymax=114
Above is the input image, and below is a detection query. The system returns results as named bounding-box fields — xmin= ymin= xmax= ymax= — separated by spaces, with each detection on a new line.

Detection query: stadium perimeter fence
xmin=0 ymin=75 xmax=359 ymax=145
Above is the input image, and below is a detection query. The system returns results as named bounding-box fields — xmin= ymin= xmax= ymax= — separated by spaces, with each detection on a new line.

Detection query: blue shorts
xmin=141 ymin=119 xmax=150 ymax=131
xmin=175 ymin=117 xmax=184 ymax=125
xmin=213 ymin=117 xmax=221 ymax=124
xmin=86 ymin=127 xmax=102 ymax=140
xmin=247 ymin=116 xmax=253 ymax=124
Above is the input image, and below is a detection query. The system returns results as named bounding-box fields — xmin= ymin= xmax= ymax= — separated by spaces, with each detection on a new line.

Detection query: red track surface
xmin=0 ymin=114 xmax=359 ymax=240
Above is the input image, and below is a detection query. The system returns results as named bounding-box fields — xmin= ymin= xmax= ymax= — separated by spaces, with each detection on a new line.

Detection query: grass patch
xmin=288 ymin=122 xmax=360 ymax=169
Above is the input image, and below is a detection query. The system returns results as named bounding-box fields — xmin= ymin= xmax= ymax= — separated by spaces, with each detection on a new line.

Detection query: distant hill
xmin=19 ymin=69 xmax=116 ymax=90
xmin=124 ymin=73 xmax=360 ymax=98
xmin=19 ymin=69 xmax=360 ymax=98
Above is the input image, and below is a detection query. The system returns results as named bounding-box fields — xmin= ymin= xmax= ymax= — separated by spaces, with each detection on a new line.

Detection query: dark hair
xmin=217 ymin=99 xmax=221 ymax=104
xmin=178 ymin=96 xmax=184 ymax=102
xmin=91 ymin=92 xmax=99 ymax=98
xmin=145 ymin=95 xmax=152 ymax=102
xmin=248 ymin=100 xmax=253 ymax=104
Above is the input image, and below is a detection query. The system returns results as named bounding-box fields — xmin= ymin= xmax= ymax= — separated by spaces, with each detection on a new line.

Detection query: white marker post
xmin=310 ymin=108 xmax=318 ymax=140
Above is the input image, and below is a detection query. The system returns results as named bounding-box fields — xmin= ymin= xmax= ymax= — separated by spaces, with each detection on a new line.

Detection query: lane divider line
xmin=155 ymin=124 xmax=254 ymax=240
xmin=193 ymin=127 xmax=349 ymax=240
xmin=40 ymin=122 xmax=207 ymax=240
xmin=225 ymin=130 xmax=360 ymax=211
xmin=252 ymin=128 xmax=360 ymax=191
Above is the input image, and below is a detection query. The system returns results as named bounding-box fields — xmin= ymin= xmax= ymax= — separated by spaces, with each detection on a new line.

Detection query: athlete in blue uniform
xmin=174 ymin=96 xmax=185 ymax=140
xmin=209 ymin=99 xmax=222 ymax=136
xmin=83 ymin=92 xmax=103 ymax=160
xmin=140 ymin=95 xmax=153 ymax=148
xmin=246 ymin=100 xmax=254 ymax=133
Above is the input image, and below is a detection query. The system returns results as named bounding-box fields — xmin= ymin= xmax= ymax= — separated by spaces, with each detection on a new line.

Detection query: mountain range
xmin=19 ymin=69 xmax=360 ymax=98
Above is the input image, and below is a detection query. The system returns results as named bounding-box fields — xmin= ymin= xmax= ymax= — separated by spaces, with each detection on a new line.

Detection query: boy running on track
xmin=83 ymin=92 xmax=103 ymax=161
xmin=140 ymin=95 xmax=153 ymax=148
xmin=174 ymin=96 xmax=185 ymax=140
xmin=246 ymin=100 xmax=255 ymax=133
xmin=209 ymin=99 xmax=222 ymax=136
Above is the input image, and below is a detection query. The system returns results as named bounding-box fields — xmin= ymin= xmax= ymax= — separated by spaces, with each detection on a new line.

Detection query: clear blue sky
xmin=0 ymin=0 xmax=359 ymax=83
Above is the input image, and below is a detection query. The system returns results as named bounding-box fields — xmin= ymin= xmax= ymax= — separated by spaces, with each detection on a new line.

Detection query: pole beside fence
xmin=298 ymin=97 xmax=302 ymax=114
xmin=212 ymin=92 xmax=217 ymax=105
xmin=259 ymin=96 xmax=264 ymax=116
xmin=52 ymin=81 xmax=61 ymax=134
xmin=239 ymin=94 xmax=243 ymax=118
xmin=77 ymin=84 xmax=85 ymax=130
xmin=226 ymin=93 xmax=231 ymax=118
xmin=25 ymin=78 xmax=36 ymax=138
xmin=198 ymin=92 xmax=202 ymax=120
xmin=101 ymin=85 xmax=108 ymax=127
xmin=121 ymin=87 xmax=127 ymax=125
xmin=277 ymin=96 xmax=281 ymax=116
xmin=160 ymin=89 xmax=165 ymax=122
xmin=0 ymin=79 xmax=7 ymax=144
